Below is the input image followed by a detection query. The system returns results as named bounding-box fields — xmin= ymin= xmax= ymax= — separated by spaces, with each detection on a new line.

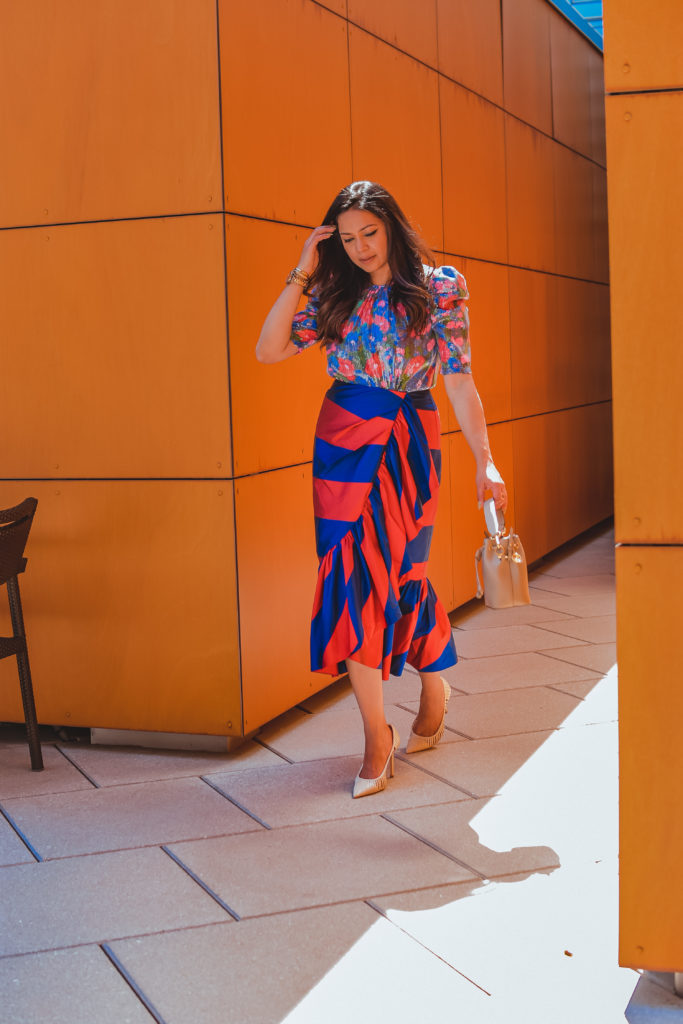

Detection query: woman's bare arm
xmin=443 ymin=372 xmax=507 ymax=510
xmin=255 ymin=281 xmax=307 ymax=363
xmin=255 ymin=224 xmax=336 ymax=364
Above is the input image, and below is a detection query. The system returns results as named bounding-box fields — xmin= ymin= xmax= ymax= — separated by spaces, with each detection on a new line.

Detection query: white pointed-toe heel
xmin=352 ymin=724 xmax=400 ymax=799
xmin=405 ymin=678 xmax=452 ymax=754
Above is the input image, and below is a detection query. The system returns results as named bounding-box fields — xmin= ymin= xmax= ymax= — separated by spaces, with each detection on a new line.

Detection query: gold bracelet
xmin=286 ymin=267 xmax=310 ymax=287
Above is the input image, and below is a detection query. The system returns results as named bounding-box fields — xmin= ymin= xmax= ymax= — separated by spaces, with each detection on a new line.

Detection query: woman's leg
xmin=346 ymin=659 xmax=394 ymax=779
xmin=413 ymin=670 xmax=449 ymax=736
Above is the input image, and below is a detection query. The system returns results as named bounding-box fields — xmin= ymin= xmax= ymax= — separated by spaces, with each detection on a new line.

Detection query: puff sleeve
xmin=289 ymin=290 xmax=320 ymax=353
xmin=428 ymin=265 xmax=472 ymax=375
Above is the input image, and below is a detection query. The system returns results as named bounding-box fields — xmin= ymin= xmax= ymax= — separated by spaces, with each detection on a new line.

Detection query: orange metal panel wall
xmin=218 ymin=0 xmax=352 ymax=226
xmin=607 ymin=92 xmax=683 ymax=544
xmin=349 ymin=26 xmax=443 ymax=251
xmin=440 ymin=80 xmax=508 ymax=263
xmin=437 ymin=0 xmax=503 ymax=105
xmin=617 ymin=547 xmax=683 ymax=968
xmin=0 ymin=0 xmax=222 ymax=227
xmin=604 ymin=0 xmax=683 ymax=971
xmin=502 ymin=0 xmax=553 ymax=133
xmin=603 ymin=0 xmax=683 ymax=92
xmin=0 ymin=216 xmax=231 ymax=479
xmin=0 ymin=482 xmax=241 ymax=735
xmin=0 ymin=0 xmax=610 ymax=739
xmin=512 ymin=404 xmax=613 ymax=564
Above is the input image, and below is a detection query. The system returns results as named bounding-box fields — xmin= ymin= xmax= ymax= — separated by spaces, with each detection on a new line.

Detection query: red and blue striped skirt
xmin=310 ymin=379 xmax=458 ymax=681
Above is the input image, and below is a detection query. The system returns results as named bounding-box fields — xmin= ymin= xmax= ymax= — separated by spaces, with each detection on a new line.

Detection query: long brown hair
xmin=307 ymin=181 xmax=436 ymax=347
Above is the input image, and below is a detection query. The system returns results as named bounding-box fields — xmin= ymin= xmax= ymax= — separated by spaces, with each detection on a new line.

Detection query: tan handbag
xmin=474 ymin=502 xmax=530 ymax=609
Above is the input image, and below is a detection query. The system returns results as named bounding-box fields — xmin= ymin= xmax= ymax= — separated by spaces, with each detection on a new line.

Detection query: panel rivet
xmin=624 ymin=111 xmax=632 ymax=121
xmin=633 ymin=516 xmax=641 ymax=526
xmin=634 ymin=563 xmax=642 ymax=574
xmin=622 ymin=62 xmax=630 ymax=73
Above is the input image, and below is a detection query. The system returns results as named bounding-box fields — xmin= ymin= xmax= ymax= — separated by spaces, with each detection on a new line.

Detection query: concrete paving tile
xmin=527 ymin=589 xmax=616 ymax=618
xmin=167 ymin=816 xmax=477 ymax=917
xmin=557 ymin=671 xmax=618 ymax=727
xmin=3 ymin=777 xmax=261 ymax=859
xmin=534 ymin=614 xmax=617 ymax=644
xmin=465 ymin=719 xmax=618 ymax=865
xmin=541 ymin=643 xmax=618 ymax=674
xmin=0 ymin=815 xmax=34 ymax=866
xmin=402 ymin=730 xmax=553 ymax=798
xmin=206 ymin=756 xmax=467 ymax=827
xmin=528 ymin=574 xmax=616 ymax=597
xmin=548 ymin=678 xmax=602 ymax=700
xmin=536 ymin=558 xmax=615 ymax=578
xmin=110 ymin=904 xmax=491 ymax=1024
xmin=0 ymin=741 xmax=93 ymax=799
xmin=255 ymin=703 xmax=456 ymax=763
xmin=451 ymin=602 xmax=573 ymax=630
xmin=0 ymin=945 xmax=152 ymax=1024
xmin=387 ymin=798 xmax=560 ymax=878
xmin=372 ymin=860 xmax=639 ymax=1022
xmin=403 ymin=685 xmax=581 ymax=739
xmin=57 ymin=737 xmax=285 ymax=786
xmin=452 ymin=624 xmax=587 ymax=658
xmin=442 ymin=651 xmax=601 ymax=694
xmin=0 ymin=847 xmax=230 ymax=956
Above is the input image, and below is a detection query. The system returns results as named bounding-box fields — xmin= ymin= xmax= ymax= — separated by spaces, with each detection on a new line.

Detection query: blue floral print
xmin=290 ymin=265 xmax=472 ymax=392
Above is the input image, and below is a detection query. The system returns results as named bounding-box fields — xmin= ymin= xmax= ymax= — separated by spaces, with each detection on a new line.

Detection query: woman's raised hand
xmin=297 ymin=224 xmax=337 ymax=276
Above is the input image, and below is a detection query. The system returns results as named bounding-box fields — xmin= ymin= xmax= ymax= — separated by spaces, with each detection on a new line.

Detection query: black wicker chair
xmin=0 ymin=498 xmax=43 ymax=771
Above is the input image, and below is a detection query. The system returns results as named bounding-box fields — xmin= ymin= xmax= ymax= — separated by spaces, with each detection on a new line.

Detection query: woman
xmin=256 ymin=181 xmax=506 ymax=799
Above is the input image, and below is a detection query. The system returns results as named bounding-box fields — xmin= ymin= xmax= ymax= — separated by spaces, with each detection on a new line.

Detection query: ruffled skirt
xmin=310 ymin=379 xmax=458 ymax=680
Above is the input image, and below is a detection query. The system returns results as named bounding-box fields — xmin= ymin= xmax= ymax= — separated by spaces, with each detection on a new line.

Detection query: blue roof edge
xmin=546 ymin=0 xmax=604 ymax=52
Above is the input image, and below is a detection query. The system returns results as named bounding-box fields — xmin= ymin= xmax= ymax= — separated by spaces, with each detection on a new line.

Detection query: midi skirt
xmin=310 ymin=379 xmax=458 ymax=681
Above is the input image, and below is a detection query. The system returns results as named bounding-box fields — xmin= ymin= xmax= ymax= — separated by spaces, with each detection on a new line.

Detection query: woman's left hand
xmin=476 ymin=460 xmax=507 ymax=512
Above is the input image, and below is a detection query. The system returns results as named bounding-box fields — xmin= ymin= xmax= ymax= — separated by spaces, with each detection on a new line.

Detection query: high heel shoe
xmin=352 ymin=724 xmax=400 ymax=799
xmin=405 ymin=678 xmax=452 ymax=754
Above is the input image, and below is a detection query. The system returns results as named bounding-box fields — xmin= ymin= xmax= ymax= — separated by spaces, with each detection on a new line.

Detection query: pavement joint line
xmin=219 ymin=880 xmax=497 ymax=923
xmin=0 ymin=803 xmax=42 ymax=862
xmin=393 ymin=754 xmax=479 ymax=798
xmin=380 ymin=813 xmax=489 ymax=881
xmin=537 ymin=649 xmax=617 ymax=672
xmin=100 ymin=943 xmax=167 ymax=1024
xmin=0 ymin=921 xmax=237 ymax=962
xmin=253 ymin=737 xmax=295 ymax=763
xmin=12 ymin=828 xmax=262 ymax=862
xmin=200 ymin=775 xmax=272 ymax=829
xmin=160 ymin=845 xmax=241 ymax=921
xmin=444 ymin=726 xmax=476 ymax=740
xmin=545 ymin=682 xmax=595 ymax=700
xmin=364 ymin=897 xmax=493 ymax=996
xmin=54 ymin=745 xmax=100 ymax=788
xmin=197 ymin=795 xmax=475 ymax=832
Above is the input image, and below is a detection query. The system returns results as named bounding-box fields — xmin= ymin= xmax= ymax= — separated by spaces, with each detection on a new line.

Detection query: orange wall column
xmin=603 ymin=0 xmax=683 ymax=972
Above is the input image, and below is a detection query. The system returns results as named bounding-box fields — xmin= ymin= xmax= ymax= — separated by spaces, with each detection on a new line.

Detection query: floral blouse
xmin=289 ymin=265 xmax=471 ymax=392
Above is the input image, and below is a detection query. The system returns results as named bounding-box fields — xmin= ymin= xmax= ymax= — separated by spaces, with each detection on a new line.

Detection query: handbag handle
xmin=474 ymin=544 xmax=484 ymax=599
